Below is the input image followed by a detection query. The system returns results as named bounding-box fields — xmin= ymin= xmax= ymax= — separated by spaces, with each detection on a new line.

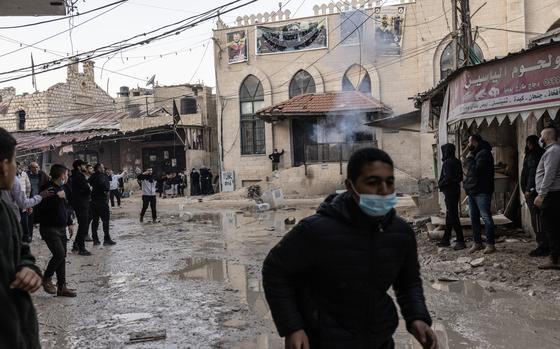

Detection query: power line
xmin=188 ymin=39 xmax=212 ymax=83
xmin=0 ymin=0 xmax=128 ymax=30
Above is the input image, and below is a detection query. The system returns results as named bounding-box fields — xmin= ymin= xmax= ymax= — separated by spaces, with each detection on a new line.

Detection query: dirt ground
xmin=29 ymin=195 xmax=560 ymax=349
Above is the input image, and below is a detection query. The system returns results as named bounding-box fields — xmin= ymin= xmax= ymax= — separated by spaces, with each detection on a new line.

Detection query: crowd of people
xmin=437 ymin=129 xmax=560 ymax=270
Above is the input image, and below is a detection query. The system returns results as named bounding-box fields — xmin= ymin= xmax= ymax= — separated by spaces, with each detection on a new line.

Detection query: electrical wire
xmin=0 ymin=0 xmax=128 ymax=30
xmin=188 ymin=39 xmax=212 ymax=83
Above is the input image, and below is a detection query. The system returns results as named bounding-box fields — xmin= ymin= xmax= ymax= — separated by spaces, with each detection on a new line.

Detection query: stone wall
xmin=213 ymin=0 xmax=560 ymax=191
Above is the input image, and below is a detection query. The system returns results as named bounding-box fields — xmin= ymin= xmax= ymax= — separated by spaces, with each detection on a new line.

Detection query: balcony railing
xmin=304 ymin=141 xmax=377 ymax=163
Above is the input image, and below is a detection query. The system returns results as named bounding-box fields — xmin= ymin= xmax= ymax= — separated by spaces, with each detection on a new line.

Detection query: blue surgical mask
xmin=349 ymin=182 xmax=398 ymax=217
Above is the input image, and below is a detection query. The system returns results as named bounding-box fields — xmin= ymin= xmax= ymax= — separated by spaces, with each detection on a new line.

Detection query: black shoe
xmin=453 ymin=242 xmax=467 ymax=251
xmin=140 ymin=215 xmax=144 ymax=223
xmin=93 ymin=240 xmax=101 ymax=246
xmin=103 ymin=239 xmax=117 ymax=246
xmin=78 ymin=249 xmax=92 ymax=256
xmin=71 ymin=245 xmax=79 ymax=253
xmin=85 ymin=235 xmax=93 ymax=242
xmin=436 ymin=240 xmax=451 ymax=247
xmin=22 ymin=236 xmax=32 ymax=243
xmin=529 ymin=246 xmax=550 ymax=257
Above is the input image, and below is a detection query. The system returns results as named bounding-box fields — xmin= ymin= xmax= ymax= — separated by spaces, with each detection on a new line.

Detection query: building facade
xmin=213 ymin=0 xmax=560 ymax=192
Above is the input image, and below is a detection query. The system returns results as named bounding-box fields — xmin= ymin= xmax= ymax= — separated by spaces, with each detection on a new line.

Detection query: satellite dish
xmin=146 ymin=74 xmax=156 ymax=87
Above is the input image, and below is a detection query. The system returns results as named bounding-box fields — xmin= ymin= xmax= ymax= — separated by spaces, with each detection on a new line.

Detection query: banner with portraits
xmin=227 ymin=30 xmax=248 ymax=64
xmin=340 ymin=10 xmax=368 ymax=47
xmin=256 ymin=18 xmax=328 ymax=55
xmin=374 ymin=6 xmax=406 ymax=56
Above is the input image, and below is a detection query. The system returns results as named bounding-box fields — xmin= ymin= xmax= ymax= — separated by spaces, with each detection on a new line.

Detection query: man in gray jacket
xmin=535 ymin=127 xmax=560 ymax=270
xmin=137 ymin=168 xmax=158 ymax=223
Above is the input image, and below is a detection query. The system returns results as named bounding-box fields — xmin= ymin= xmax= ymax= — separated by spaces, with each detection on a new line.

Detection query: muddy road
xmin=30 ymin=199 xmax=560 ymax=348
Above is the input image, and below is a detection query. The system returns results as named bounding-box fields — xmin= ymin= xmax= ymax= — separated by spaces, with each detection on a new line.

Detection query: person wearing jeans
xmin=138 ymin=169 xmax=158 ymax=223
xmin=463 ymin=134 xmax=496 ymax=254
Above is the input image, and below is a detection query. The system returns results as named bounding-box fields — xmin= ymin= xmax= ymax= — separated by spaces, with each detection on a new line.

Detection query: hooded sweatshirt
xmin=464 ymin=140 xmax=494 ymax=195
xmin=438 ymin=143 xmax=463 ymax=192
xmin=262 ymin=192 xmax=431 ymax=347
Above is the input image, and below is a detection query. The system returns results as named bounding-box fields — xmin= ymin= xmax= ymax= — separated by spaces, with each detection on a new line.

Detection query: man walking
xmin=70 ymin=160 xmax=92 ymax=256
xmin=534 ymin=127 xmax=560 ymax=270
xmin=89 ymin=163 xmax=116 ymax=246
xmin=138 ymin=168 xmax=158 ymax=223
xmin=108 ymin=168 xmax=126 ymax=208
xmin=464 ymin=134 xmax=496 ymax=254
xmin=26 ymin=161 xmax=49 ymax=241
xmin=437 ymin=143 xmax=466 ymax=250
xmin=263 ymin=148 xmax=437 ymax=349
xmin=268 ymin=148 xmax=285 ymax=171
xmin=37 ymin=164 xmax=76 ymax=297
xmin=0 ymin=128 xmax=43 ymax=349
xmin=521 ymin=135 xmax=547 ymax=257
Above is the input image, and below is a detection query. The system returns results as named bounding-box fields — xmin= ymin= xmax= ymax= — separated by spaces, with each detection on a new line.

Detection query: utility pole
xmin=451 ymin=0 xmax=459 ymax=70
xmin=460 ymin=0 xmax=473 ymax=66
xmin=451 ymin=0 xmax=474 ymax=69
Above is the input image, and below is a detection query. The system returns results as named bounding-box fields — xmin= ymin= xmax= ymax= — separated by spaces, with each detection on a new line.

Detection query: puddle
xmin=430 ymin=279 xmax=517 ymax=303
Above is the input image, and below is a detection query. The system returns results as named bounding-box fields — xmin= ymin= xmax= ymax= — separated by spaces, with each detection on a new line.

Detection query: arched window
xmin=440 ymin=42 xmax=484 ymax=80
xmin=548 ymin=19 xmax=560 ymax=32
xmin=239 ymin=75 xmax=266 ymax=155
xmin=342 ymin=64 xmax=371 ymax=94
xmin=17 ymin=110 xmax=26 ymax=131
xmin=289 ymin=70 xmax=316 ymax=98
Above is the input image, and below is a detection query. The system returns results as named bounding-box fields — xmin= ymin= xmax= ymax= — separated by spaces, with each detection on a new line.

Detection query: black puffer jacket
xmin=439 ymin=143 xmax=463 ymax=192
xmin=464 ymin=140 xmax=495 ymax=195
xmin=262 ymin=193 xmax=432 ymax=348
xmin=89 ymin=172 xmax=110 ymax=202
xmin=69 ymin=169 xmax=91 ymax=209
xmin=520 ymin=147 xmax=545 ymax=193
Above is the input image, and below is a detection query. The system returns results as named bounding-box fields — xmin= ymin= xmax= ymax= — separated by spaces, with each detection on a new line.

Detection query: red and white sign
xmin=448 ymin=44 xmax=560 ymax=124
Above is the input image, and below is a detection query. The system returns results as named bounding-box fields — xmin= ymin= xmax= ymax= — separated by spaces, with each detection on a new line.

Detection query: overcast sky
xmin=0 ymin=0 xmax=318 ymax=96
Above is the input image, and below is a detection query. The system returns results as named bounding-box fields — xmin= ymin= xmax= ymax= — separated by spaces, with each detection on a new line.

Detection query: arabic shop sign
xmin=256 ymin=18 xmax=328 ymax=55
xmin=448 ymin=44 xmax=560 ymax=124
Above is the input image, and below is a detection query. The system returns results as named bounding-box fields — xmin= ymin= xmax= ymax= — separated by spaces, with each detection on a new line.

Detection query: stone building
xmin=0 ymin=60 xmax=116 ymax=132
xmin=213 ymin=0 xmax=560 ymax=194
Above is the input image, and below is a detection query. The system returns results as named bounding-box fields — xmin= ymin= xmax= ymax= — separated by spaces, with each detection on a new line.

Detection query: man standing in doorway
xmin=269 ymin=149 xmax=285 ymax=172
xmin=521 ymin=135 xmax=547 ymax=257
xmin=138 ymin=168 xmax=158 ymax=223
xmin=70 ymin=160 xmax=92 ymax=256
xmin=26 ymin=161 xmax=49 ymax=242
xmin=437 ymin=143 xmax=466 ymax=250
xmin=89 ymin=163 xmax=116 ymax=246
xmin=464 ymin=134 xmax=496 ymax=254
xmin=534 ymin=127 xmax=560 ymax=270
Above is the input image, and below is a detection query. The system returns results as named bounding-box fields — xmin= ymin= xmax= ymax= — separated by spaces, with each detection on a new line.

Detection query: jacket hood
xmin=441 ymin=143 xmax=456 ymax=161
xmin=317 ymin=192 xmax=395 ymax=229
xmin=478 ymin=140 xmax=492 ymax=152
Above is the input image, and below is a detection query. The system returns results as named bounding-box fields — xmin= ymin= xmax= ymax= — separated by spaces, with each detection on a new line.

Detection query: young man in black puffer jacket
xmin=263 ymin=148 xmax=437 ymax=349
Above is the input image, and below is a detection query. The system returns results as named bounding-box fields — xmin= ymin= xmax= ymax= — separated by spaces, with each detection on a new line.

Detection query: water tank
xmin=119 ymin=86 xmax=130 ymax=97
xmin=180 ymin=97 xmax=197 ymax=114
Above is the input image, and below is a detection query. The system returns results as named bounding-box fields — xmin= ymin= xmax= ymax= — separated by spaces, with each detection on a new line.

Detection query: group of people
xmin=438 ymin=128 xmax=560 ymax=270
xmin=189 ymin=167 xmax=215 ymax=196
xmin=156 ymin=171 xmax=185 ymax=199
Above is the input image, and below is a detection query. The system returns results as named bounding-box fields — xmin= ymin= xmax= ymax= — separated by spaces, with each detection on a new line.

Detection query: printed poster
xmin=340 ymin=10 xmax=368 ymax=46
xmin=374 ymin=6 xmax=405 ymax=56
xmin=227 ymin=30 xmax=248 ymax=64
xmin=256 ymin=18 xmax=328 ymax=55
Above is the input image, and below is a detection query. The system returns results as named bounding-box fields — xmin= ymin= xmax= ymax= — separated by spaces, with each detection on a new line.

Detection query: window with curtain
xmin=289 ymin=70 xmax=316 ymax=98
xmin=342 ymin=64 xmax=371 ymax=93
xmin=440 ymin=42 xmax=484 ymax=80
xmin=240 ymin=75 xmax=266 ymax=155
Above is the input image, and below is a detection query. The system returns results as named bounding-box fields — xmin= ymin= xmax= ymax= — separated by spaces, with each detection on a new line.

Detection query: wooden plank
xmin=430 ymin=214 xmax=512 ymax=227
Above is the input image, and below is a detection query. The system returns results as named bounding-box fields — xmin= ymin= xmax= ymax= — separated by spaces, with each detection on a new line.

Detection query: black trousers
xmin=91 ymin=200 xmax=111 ymax=242
xmin=140 ymin=195 xmax=157 ymax=221
xmin=110 ymin=189 xmax=121 ymax=207
xmin=20 ymin=211 xmax=30 ymax=239
xmin=527 ymin=192 xmax=547 ymax=249
xmin=272 ymin=162 xmax=279 ymax=171
xmin=40 ymin=226 xmax=68 ymax=287
xmin=74 ymin=206 xmax=90 ymax=251
xmin=442 ymin=189 xmax=465 ymax=243
xmin=541 ymin=191 xmax=560 ymax=257
xmin=27 ymin=211 xmax=35 ymax=239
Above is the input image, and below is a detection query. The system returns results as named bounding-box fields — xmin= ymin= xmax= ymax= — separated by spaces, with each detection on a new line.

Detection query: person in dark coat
xmin=0 ymin=128 xmax=43 ymax=349
xmin=70 ymin=159 xmax=92 ymax=256
xmin=89 ymin=163 xmax=116 ymax=246
xmin=263 ymin=148 xmax=437 ymax=349
xmin=26 ymin=161 xmax=49 ymax=242
xmin=521 ymin=135 xmax=547 ymax=257
xmin=37 ymin=164 xmax=76 ymax=297
xmin=437 ymin=143 xmax=466 ymax=250
xmin=464 ymin=134 xmax=496 ymax=254
xmin=190 ymin=168 xmax=201 ymax=196
xmin=269 ymin=148 xmax=285 ymax=171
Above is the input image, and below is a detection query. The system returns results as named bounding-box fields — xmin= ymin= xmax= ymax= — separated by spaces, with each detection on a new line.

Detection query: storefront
xmin=417 ymin=41 xmax=560 ymax=235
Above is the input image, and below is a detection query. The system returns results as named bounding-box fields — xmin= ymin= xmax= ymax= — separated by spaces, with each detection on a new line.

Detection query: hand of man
xmin=57 ymin=190 xmax=66 ymax=199
xmin=524 ymin=192 xmax=531 ymax=200
xmin=10 ymin=267 xmax=42 ymax=293
xmin=534 ymin=195 xmax=544 ymax=208
xmin=27 ymin=207 xmax=33 ymax=214
xmin=285 ymin=329 xmax=310 ymax=349
xmin=410 ymin=320 xmax=438 ymax=349
xmin=68 ymin=224 xmax=75 ymax=239
xmin=39 ymin=188 xmax=54 ymax=198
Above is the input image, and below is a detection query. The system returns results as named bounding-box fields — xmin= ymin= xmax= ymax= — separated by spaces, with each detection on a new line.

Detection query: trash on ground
xmin=127 ymin=329 xmax=166 ymax=344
